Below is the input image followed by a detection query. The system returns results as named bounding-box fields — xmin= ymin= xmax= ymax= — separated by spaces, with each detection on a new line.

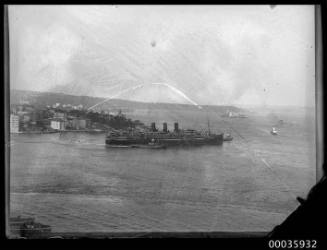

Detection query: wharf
xmin=11 ymin=129 xmax=106 ymax=134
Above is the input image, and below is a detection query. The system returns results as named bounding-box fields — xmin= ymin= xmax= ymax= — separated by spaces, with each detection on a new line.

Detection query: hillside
xmin=10 ymin=89 xmax=244 ymax=113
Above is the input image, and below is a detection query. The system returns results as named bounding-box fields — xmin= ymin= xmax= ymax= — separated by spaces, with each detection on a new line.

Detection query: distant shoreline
xmin=11 ymin=89 xmax=314 ymax=109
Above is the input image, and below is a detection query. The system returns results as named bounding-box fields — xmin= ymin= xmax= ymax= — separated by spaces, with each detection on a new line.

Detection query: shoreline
xmin=11 ymin=130 xmax=106 ymax=134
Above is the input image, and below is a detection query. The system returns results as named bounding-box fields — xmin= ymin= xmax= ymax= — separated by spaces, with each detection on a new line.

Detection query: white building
xmin=10 ymin=114 xmax=20 ymax=133
xmin=50 ymin=119 xmax=66 ymax=130
xmin=54 ymin=112 xmax=66 ymax=119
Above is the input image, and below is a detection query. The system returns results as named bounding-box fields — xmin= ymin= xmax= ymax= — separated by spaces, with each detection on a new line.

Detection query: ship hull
xmin=106 ymin=144 xmax=167 ymax=149
xmin=105 ymin=134 xmax=223 ymax=147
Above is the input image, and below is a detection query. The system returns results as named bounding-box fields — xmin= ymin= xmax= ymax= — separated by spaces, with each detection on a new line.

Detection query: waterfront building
xmin=50 ymin=119 xmax=66 ymax=130
xmin=52 ymin=103 xmax=61 ymax=108
xmin=66 ymin=118 xmax=91 ymax=130
xmin=24 ymin=105 xmax=35 ymax=113
xmin=23 ymin=114 xmax=31 ymax=123
xmin=17 ymin=110 xmax=28 ymax=117
xmin=10 ymin=114 xmax=20 ymax=133
xmin=17 ymin=105 xmax=24 ymax=112
xmin=77 ymin=119 xmax=87 ymax=129
xmin=54 ymin=112 xmax=66 ymax=119
xmin=11 ymin=106 xmax=18 ymax=114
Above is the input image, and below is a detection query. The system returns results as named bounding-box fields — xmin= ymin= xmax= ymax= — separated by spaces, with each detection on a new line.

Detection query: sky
xmin=9 ymin=5 xmax=315 ymax=107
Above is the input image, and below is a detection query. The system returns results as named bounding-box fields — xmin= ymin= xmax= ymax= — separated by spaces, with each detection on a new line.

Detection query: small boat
xmin=10 ymin=216 xmax=51 ymax=238
xmin=223 ymin=133 xmax=233 ymax=141
xmin=271 ymin=127 xmax=278 ymax=135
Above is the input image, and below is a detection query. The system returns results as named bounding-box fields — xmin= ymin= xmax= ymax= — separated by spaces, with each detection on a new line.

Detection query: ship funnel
xmin=163 ymin=122 xmax=168 ymax=133
xmin=151 ymin=122 xmax=157 ymax=132
xmin=174 ymin=122 xmax=179 ymax=132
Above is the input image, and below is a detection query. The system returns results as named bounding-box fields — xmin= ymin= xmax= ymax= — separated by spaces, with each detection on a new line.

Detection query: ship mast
xmin=206 ymin=112 xmax=211 ymax=135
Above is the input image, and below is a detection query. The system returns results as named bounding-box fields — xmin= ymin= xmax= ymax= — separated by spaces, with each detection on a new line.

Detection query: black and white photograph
xmin=5 ymin=4 xmax=322 ymax=239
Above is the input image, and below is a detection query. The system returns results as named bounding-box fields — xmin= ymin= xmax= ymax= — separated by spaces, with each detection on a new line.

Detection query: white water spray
xmin=87 ymin=82 xmax=202 ymax=110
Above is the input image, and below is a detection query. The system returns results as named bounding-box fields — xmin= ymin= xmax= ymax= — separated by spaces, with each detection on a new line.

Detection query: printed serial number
xmin=268 ymin=240 xmax=317 ymax=249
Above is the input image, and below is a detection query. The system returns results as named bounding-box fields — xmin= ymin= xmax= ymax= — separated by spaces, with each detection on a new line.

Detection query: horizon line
xmin=10 ymin=88 xmax=315 ymax=108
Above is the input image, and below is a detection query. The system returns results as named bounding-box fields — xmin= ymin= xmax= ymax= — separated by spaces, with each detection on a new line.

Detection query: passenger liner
xmin=105 ymin=122 xmax=224 ymax=148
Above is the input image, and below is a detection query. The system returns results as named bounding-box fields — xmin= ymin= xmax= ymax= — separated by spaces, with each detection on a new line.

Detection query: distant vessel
xmin=105 ymin=122 xmax=224 ymax=148
xmin=10 ymin=216 xmax=51 ymax=238
xmin=221 ymin=111 xmax=248 ymax=118
xmin=223 ymin=133 xmax=233 ymax=141
xmin=271 ymin=127 xmax=278 ymax=135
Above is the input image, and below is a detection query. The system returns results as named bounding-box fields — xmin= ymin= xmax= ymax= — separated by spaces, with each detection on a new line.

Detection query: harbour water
xmin=9 ymin=110 xmax=316 ymax=233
